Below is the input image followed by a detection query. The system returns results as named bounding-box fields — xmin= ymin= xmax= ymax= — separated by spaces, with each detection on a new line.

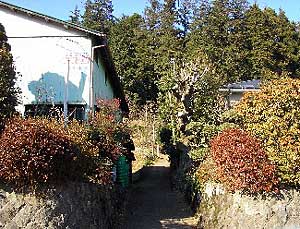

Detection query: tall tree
xmin=69 ymin=5 xmax=81 ymax=24
xmin=109 ymin=14 xmax=159 ymax=105
xmin=144 ymin=0 xmax=162 ymax=31
xmin=193 ymin=0 xmax=249 ymax=83
xmin=0 ymin=23 xmax=19 ymax=129
xmin=156 ymin=0 xmax=182 ymax=73
xmin=178 ymin=0 xmax=201 ymax=38
xmin=245 ymin=5 xmax=300 ymax=79
xmin=188 ymin=0 xmax=231 ymax=82
xmin=82 ymin=0 xmax=114 ymax=34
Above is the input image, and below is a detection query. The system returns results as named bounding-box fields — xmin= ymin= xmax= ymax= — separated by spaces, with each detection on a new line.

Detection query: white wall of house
xmin=0 ymin=7 xmax=116 ymax=116
xmin=93 ymin=56 xmax=114 ymax=101
xmin=228 ymin=93 xmax=243 ymax=107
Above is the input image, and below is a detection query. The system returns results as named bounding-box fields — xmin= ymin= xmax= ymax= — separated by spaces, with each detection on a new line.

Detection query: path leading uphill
xmin=121 ymin=155 xmax=198 ymax=229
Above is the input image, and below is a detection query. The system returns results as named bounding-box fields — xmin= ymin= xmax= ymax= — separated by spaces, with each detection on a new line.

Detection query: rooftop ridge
xmin=0 ymin=0 xmax=105 ymax=37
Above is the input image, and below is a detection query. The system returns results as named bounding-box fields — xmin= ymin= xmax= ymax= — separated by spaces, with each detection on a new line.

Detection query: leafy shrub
xmin=235 ymin=78 xmax=300 ymax=185
xmin=185 ymin=121 xmax=238 ymax=163
xmin=220 ymin=108 xmax=243 ymax=125
xmin=0 ymin=99 xmax=133 ymax=189
xmin=0 ymin=117 xmax=80 ymax=188
xmin=218 ymin=122 xmax=239 ymax=132
xmin=89 ymin=98 xmax=133 ymax=162
xmin=159 ymin=127 xmax=173 ymax=146
xmin=0 ymin=23 xmax=19 ymax=130
xmin=67 ymin=120 xmax=99 ymax=157
xmin=211 ymin=128 xmax=278 ymax=193
xmin=196 ymin=155 xmax=220 ymax=186
xmin=0 ymin=116 xmax=118 ymax=188
xmin=66 ymin=120 xmax=113 ymax=185
xmin=189 ymin=148 xmax=209 ymax=162
xmin=186 ymin=121 xmax=219 ymax=149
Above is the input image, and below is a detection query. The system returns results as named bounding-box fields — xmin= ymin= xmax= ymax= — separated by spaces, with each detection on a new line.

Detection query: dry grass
xmin=128 ymin=105 xmax=160 ymax=172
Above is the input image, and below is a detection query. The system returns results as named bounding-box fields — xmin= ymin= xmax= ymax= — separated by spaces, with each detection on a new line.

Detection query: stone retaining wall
xmin=0 ymin=182 xmax=125 ymax=229
xmin=198 ymin=183 xmax=300 ymax=229
xmin=168 ymin=144 xmax=300 ymax=229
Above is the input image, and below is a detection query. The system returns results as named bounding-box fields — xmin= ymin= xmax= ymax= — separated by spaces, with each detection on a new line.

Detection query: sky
xmin=2 ymin=0 xmax=300 ymax=22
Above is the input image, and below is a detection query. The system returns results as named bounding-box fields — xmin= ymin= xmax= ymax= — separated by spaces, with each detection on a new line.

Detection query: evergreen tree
xmin=69 ymin=5 xmax=81 ymax=24
xmin=186 ymin=0 xmax=211 ymax=58
xmin=0 ymin=23 xmax=19 ymax=129
xmin=74 ymin=0 xmax=300 ymax=110
xmin=110 ymin=14 xmax=159 ymax=105
xmin=156 ymin=0 xmax=182 ymax=73
xmin=178 ymin=0 xmax=194 ymax=37
xmin=245 ymin=5 xmax=300 ymax=79
xmin=144 ymin=0 xmax=162 ymax=31
xmin=270 ymin=9 xmax=300 ymax=77
xmin=82 ymin=0 xmax=114 ymax=34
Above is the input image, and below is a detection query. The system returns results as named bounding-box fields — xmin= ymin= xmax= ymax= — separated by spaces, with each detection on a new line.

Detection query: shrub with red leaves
xmin=0 ymin=99 xmax=133 ymax=189
xmin=210 ymin=128 xmax=278 ymax=193
xmin=89 ymin=98 xmax=134 ymax=162
xmin=0 ymin=117 xmax=80 ymax=188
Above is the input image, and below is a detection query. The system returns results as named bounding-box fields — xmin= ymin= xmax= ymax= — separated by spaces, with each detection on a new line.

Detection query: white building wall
xmin=93 ymin=56 xmax=114 ymax=102
xmin=0 ymin=9 xmax=92 ymax=114
xmin=229 ymin=93 xmax=243 ymax=107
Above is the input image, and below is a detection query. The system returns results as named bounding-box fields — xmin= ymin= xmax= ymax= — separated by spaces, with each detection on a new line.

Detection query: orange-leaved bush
xmin=211 ymin=128 xmax=278 ymax=193
xmin=235 ymin=78 xmax=300 ymax=185
xmin=0 ymin=117 xmax=80 ymax=188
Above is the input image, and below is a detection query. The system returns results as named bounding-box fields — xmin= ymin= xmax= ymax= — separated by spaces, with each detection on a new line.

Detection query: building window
xmin=68 ymin=104 xmax=85 ymax=121
xmin=24 ymin=104 xmax=86 ymax=121
xmin=24 ymin=104 xmax=63 ymax=118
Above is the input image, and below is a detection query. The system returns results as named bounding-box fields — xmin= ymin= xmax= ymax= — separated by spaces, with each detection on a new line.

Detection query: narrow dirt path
xmin=121 ymin=155 xmax=198 ymax=229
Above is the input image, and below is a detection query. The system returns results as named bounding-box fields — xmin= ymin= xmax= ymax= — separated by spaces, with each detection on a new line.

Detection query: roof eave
xmin=219 ymin=89 xmax=260 ymax=92
xmin=0 ymin=1 xmax=105 ymax=37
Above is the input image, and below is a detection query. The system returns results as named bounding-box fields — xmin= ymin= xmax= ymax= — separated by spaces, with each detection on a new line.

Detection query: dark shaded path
xmin=121 ymin=156 xmax=197 ymax=229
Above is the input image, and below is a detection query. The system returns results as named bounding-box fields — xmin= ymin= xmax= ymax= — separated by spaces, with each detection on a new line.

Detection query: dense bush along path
xmin=122 ymin=155 xmax=197 ymax=228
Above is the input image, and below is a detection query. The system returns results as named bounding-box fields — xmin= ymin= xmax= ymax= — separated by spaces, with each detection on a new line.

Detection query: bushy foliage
xmin=0 ymin=23 xmax=19 ymax=129
xmin=220 ymin=109 xmax=243 ymax=125
xmin=185 ymin=121 xmax=239 ymax=162
xmin=66 ymin=120 xmax=113 ymax=185
xmin=235 ymin=79 xmax=300 ymax=185
xmin=0 ymin=117 xmax=80 ymax=188
xmin=186 ymin=122 xmax=219 ymax=149
xmin=89 ymin=98 xmax=134 ymax=162
xmin=211 ymin=128 xmax=278 ymax=193
xmin=0 ymin=99 xmax=133 ymax=189
xmin=195 ymin=155 xmax=219 ymax=185
xmin=158 ymin=55 xmax=224 ymax=146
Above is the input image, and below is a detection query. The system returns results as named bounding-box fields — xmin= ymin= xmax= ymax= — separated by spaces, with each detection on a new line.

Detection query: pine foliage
xmin=0 ymin=23 xmax=19 ymax=129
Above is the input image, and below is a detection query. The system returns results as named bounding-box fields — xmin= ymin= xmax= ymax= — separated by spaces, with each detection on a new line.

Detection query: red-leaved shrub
xmin=89 ymin=98 xmax=134 ymax=162
xmin=211 ymin=128 xmax=278 ymax=193
xmin=0 ymin=117 xmax=80 ymax=188
xmin=0 ymin=99 xmax=134 ymax=189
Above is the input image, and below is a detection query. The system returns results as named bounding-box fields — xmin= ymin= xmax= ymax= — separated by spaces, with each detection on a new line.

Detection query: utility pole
xmin=64 ymin=59 xmax=70 ymax=126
